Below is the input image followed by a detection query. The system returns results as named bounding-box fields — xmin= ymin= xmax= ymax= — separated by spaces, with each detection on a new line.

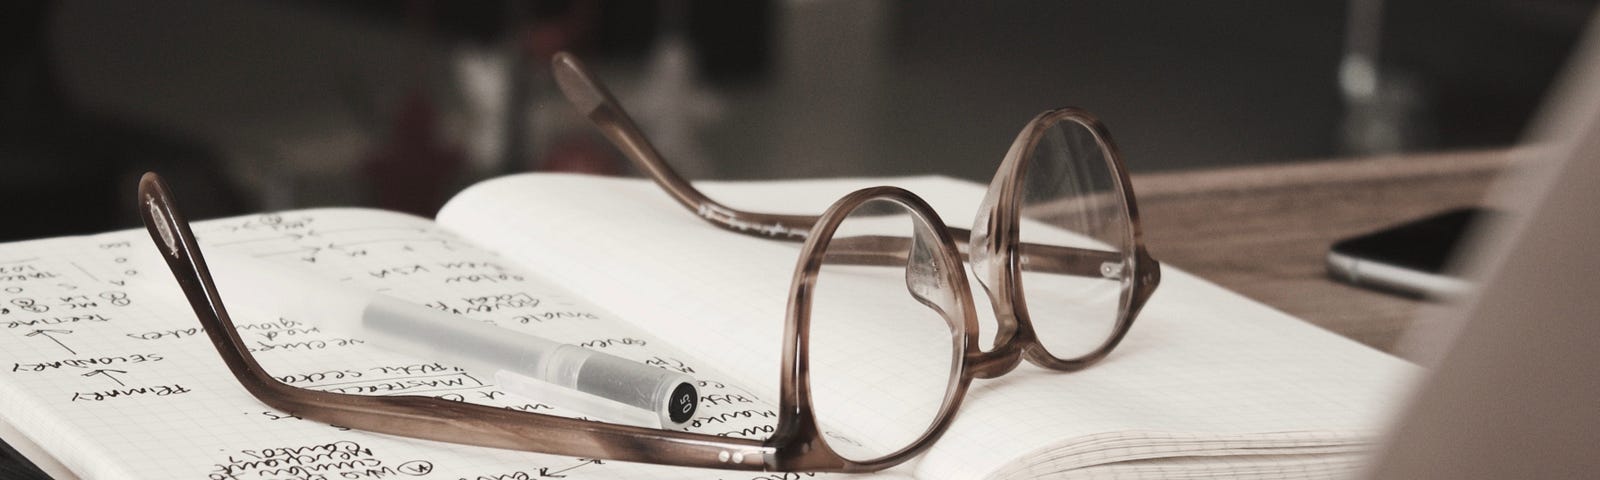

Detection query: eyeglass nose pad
xmin=904 ymin=219 xmax=960 ymax=321
xmin=967 ymin=208 xmax=1000 ymax=292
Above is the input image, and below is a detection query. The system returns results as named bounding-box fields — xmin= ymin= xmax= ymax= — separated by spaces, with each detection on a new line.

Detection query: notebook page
xmin=438 ymin=174 xmax=1418 ymax=479
xmin=0 ymin=209 xmax=912 ymax=480
xmin=441 ymin=176 xmax=896 ymax=403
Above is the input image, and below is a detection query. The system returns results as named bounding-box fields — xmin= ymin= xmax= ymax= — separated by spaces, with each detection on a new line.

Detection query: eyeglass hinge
xmin=1099 ymin=261 xmax=1124 ymax=279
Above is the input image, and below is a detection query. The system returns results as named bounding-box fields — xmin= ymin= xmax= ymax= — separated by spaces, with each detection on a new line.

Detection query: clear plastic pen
xmin=200 ymin=251 xmax=698 ymax=428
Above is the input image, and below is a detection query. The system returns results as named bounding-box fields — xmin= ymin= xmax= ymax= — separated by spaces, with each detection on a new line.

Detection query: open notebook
xmin=0 ymin=174 xmax=1413 ymax=479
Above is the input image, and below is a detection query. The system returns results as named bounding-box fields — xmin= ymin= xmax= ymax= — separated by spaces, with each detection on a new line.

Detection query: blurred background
xmin=2 ymin=0 xmax=1595 ymax=241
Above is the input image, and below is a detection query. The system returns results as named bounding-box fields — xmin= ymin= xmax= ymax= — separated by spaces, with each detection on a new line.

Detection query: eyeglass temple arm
xmin=552 ymin=52 xmax=817 ymax=239
xmin=825 ymin=234 xmax=1120 ymax=279
xmin=551 ymin=52 xmax=1119 ymax=278
xmin=135 ymin=173 xmax=776 ymax=470
xmin=139 ymin=173 xmax=289 ymax=404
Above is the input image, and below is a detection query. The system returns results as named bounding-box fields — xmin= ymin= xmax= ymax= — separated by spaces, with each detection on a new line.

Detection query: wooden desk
xmin=1130 ymin=150 xmax=1509 ymax=354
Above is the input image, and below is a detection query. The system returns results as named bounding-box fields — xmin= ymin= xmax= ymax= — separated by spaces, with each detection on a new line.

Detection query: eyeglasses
xmin=135 ymin=52 xmax=1159 ymax=474
xmin=550 ymin=53 xmax=1161 ymax=469
xmin=553 ymin=51 xmax=1163 ymax=369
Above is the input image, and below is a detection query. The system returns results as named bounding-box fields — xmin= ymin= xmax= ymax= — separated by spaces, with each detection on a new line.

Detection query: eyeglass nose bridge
xmin=967 ymin=345 xmax=1027 ymax=379
xmin=915 ymin=225 xmax=1053 ymax=380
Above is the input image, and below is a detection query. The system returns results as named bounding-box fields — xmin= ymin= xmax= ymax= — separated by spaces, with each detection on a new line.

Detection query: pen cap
xmin=540 ymin=345 xmax=698 ymax=427
xmin=493 ymin=370 xmax=662 ymax=429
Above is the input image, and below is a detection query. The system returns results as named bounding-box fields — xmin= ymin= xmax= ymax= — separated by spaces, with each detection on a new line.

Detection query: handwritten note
xmin=0 ymin=208 xmax=904 ymax=480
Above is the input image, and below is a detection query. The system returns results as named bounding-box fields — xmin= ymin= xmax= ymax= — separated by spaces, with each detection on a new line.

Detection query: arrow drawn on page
xmin=82 ymin=369 xmax=128 ymax=387
xmin=25 ymin=329 xmax=75 ymax=354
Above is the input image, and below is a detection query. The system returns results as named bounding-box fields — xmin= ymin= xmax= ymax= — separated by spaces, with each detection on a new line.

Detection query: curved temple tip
xmin=550 ymin=51 xmax=609 ymax=116
xmin=138 ymin=171 xmax=162 ymax=193
xmin=136 ymin=172 xmax=181 ymax=258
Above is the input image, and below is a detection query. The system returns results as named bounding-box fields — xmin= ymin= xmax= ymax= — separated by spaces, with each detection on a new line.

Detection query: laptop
xmin=1362 ymin=8 xmax=1600 ymax=478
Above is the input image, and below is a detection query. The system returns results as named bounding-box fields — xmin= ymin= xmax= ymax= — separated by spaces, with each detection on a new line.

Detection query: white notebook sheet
xmin=0 ymin=174 xmax=1415 ymax=479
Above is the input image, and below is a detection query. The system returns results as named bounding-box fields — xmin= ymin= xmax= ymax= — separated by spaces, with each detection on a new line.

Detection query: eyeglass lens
xmin=1010 ymin=119 xmax=1136 ymax=361
xmin=807 ymin=198 xmax=962 ymax=462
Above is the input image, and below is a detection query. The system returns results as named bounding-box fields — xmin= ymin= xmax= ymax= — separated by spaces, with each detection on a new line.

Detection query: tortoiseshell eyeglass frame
xmin=551 ymin=52 xmax=1161 ymax=371
xmin=132 ymin=51 xmax=1160 ymax=474
xmin=140 ymin=174 xmax=958 ymax=473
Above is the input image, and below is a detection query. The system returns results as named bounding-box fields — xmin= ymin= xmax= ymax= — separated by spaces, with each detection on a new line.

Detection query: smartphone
xmin=1326 ymin=207 xmax=1493 ymax=298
